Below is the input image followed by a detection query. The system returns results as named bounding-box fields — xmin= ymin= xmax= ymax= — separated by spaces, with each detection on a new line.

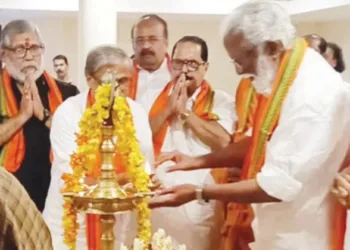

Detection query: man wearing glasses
xmin=149 ymin=36 xmax=235 ymax=250
xmin=0 ymin=20 xmax=78 ymax=212
xmin=130 ymin=14 xmax=171 ymax=113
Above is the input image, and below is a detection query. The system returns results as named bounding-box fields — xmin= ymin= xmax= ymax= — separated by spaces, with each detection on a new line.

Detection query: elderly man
xmin=0 ymin=20 xmax=79 ymax=212
xmin=149 ymin=1 xmax=350 ymax=250
xmin=43 ymin=45 xmax=154 ymax=250
xmin=0 ymin=167 xmax=53 ymax=250
xmin=129 ymin=14 xmax=171 ymax=113
xmin=149 ymin=36 xmax=235 ymax=250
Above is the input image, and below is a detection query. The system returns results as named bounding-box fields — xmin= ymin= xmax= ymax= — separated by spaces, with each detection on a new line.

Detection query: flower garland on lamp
xmin=61 ymin=83 xmax=151 ymax=250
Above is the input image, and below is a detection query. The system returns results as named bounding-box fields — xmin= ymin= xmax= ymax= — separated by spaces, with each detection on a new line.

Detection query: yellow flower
xmin=61 ymin=84 xmax=151 ymax=250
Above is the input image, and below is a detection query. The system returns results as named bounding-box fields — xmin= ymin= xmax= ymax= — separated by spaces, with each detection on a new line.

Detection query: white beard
xmin=3 ymin=57 xmax=44 ymax=83
xmin=252 ymin=55 xmax=277 ymax=96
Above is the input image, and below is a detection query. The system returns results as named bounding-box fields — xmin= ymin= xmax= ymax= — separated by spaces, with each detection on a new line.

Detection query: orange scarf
xmin=149 ymin=80 xmax=219 ymax=158
xmin=0 ymin=69 xmax=63 ymax=172
xmin=85 ymin=89 xmax=128 ymax=250
xmin=220 ymin=38 xmax=308 ymax=250
xmin=128 ymin=53 xmax=172 ymax=100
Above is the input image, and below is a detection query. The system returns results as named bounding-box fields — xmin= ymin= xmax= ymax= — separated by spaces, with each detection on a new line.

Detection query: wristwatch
xmin=42 ymin=108 xmax=51 ymax=123
xmin=179 ymin=111 xmax=190 ymax=123
xmin=195 ymin=186 xmax=209 ymax=205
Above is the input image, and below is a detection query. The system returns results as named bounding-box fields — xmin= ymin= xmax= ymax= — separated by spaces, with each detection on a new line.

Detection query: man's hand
xmin=166 ymin=82 xmax=180 ymax=116
xmin=155 ymin=151 xmax=192 ymax=166
xmin=148 ymin=184 xmax=197 ymax=208
xmin=19 ymin=78 xmax=34 ymax=121
xmin=29 ymin=76 xmax=45 ymax=121
xmin=176 ymin=78 xmax=188 ymax=114
xmin=149 ymin=174 xmax=163 ymax=191
xmin=154 ymin=151 xmax=202 ymax=173
xmin=331 ymin=167 xmax=350 ymax=207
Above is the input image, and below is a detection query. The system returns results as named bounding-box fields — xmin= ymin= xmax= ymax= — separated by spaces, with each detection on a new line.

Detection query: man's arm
xmin=203 ymin=180 xmax=279 ymax=203
xmin=163 ymin=136 xmax=251 ymax=172
xmin=148 ymin=180 xmax=279 ymax=208
xmin=0 ymin=85 xmax=32 ymax=146
xmin=184 ymin=113 xmax=231 ymax=149
xmin=183 ymin=90 xmax=235 ymax=150
xmin=0 ymin=114 xmax=27 ymax=146
xmin=150 ymin=107 xmax=172 ymax=135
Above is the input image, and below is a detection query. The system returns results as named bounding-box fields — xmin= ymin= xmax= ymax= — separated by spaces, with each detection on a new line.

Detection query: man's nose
xmin=181 ymin=64 xmax=189 ymax=73
xmin=24 ymin=50 xmax=34 ymax=61
xmin=142 ymin=40 xmax=152 ymax=49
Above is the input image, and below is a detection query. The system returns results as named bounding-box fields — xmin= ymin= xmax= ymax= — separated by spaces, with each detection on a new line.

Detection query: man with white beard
xmin=0 ymin=20 xmax=79 ymax=212
xmin=149 ymin=1 xmax=350 ymax=250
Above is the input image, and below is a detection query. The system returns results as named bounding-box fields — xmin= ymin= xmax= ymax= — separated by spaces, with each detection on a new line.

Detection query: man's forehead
xmin=54 ymin=59 xmax=66 ymax=65
xmin=10 ymin=32 xmax=40 ymax=47
xmin=224 ymin=32 xmax=251 ymax=48
xmin=173 ymin=42 xmax=202 ymax=60
xmin=95 ymin=64 xmax=132 ymax=78
xmin=134 ymin=20 xmax=164 ymax=36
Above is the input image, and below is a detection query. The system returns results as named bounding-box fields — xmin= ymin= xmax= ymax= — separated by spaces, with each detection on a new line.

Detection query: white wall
xmin=1 ymin=16 xmax=349 ymax=95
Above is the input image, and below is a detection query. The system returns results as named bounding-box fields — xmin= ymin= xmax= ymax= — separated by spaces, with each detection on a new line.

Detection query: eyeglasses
xmin=4 ymin=45 xmax=44 ymax=58
xmin=133 ymin=36 xmax=164 ymax=46
xmin=172 ymin=59 xmax=206 ymax=72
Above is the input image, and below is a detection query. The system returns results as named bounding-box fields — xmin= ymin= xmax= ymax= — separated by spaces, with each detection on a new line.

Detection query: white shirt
xmin=250 ymin=49 xmax=350 ymax=250
xmin=43 ymin=90 xmax=154 ymax=250
xmin=136 ymin=59 xmax=171 ymax=114
xmin=153 ymin=86 xmax=236 ymax=250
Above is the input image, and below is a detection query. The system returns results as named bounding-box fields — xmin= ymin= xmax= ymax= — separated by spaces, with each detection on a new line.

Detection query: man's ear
xmin=263 ymin=40 xmax=284 ymax=58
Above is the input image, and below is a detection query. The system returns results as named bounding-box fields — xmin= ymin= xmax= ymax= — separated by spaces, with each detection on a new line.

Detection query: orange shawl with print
xmin=220 ymin=38 xmax=308 ymax=250
xmin=149 ymin=80 xmax=219 ymax=158
xmin=128 ymin=53 xmax=172 ymax=100
xmin=0 ymin=69 xmax=63 ymax=173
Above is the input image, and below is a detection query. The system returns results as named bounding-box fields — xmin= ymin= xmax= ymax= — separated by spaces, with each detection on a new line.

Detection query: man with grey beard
xmin=0 ymin=20 xmax=79 ymax=212
xmin=149 ymin=1 xmax=350 ymax=250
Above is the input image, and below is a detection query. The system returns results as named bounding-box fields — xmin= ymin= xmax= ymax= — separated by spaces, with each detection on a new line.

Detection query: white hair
xmin=0 ymin=20 xmax=44 ymax=48
xmin=85 ymin=45 xmax=132 ymax=75
xmin=221 ymin=0 xmax=296 ymax=49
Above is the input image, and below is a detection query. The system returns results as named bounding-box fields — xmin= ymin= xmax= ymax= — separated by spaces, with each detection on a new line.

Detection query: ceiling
xmin=0 ymin=5 xmax=349 ymax=24
xmin=0 ymin=0 xmax=349 ymax=24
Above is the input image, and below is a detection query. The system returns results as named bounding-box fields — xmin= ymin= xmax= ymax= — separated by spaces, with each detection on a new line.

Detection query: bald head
xmin=131 ymin=14 xmax=169 ymax=71
xmin=131 ymin=14 xmax=168 ymax=39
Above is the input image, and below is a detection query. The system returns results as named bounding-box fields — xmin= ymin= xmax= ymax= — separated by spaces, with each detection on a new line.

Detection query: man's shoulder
xmin=55 ymin=79 xmax=80 ymax=100
xmin=55 ymin=91 xmax=85 ymax=114
xmin=285 ymin=50 xmax=349 ymax=115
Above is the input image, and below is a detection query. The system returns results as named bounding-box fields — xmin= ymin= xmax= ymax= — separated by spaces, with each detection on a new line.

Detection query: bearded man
xmin=149 ymin=1 xmax=350 ymax=250
xmin=0 ymin=20 xmax=79 ymax=212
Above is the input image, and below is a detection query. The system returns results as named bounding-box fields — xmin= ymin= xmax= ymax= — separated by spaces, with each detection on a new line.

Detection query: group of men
xmin=1 ymin=1 xmax=350 ymax=250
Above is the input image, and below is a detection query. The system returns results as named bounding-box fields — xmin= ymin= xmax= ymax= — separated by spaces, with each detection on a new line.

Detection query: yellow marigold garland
xmin=61 ymin=83 xmax=151 ymax=249
xmin=113 ymin=97 xmax=151 ymax=243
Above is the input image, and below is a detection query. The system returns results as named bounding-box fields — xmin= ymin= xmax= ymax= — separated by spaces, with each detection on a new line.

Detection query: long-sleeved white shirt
xmin=250 ymin=49 xmax=350 ymax=250
xmin=43 ymin=90 xmax=154 ymax=250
